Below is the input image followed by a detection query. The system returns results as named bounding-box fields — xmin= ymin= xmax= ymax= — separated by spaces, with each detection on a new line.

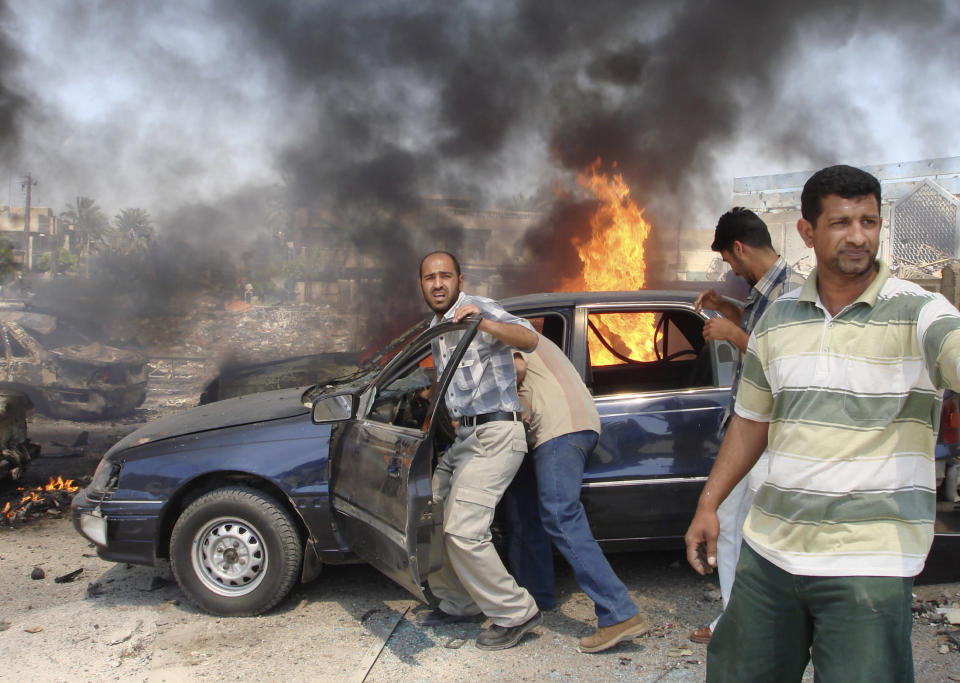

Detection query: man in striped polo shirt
xmin=685 ymin=164 xmax=960 ymax=681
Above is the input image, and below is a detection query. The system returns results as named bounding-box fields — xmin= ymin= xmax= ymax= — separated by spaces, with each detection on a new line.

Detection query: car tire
xmin=170 ymin=486 xmax=303 ymax=616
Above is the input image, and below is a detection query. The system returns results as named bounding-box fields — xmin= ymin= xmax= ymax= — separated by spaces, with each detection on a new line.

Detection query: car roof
xmin=501 ymin=290 xmax=700 ymax=310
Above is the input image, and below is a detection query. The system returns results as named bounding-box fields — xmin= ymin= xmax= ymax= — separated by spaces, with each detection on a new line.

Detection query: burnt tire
xmin=170 ymin=486 xmax=302 ymax=616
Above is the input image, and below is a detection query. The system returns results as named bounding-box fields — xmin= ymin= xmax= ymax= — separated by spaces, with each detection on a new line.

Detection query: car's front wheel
xmin=170 ymin=486 xmax=302 ymax=616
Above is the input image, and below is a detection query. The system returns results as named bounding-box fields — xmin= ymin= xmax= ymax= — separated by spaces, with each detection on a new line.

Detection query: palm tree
xmin=113 ymin=208 xmax=154 ymax=252
xmin=62 ymin=196 xmax=109 ymax=274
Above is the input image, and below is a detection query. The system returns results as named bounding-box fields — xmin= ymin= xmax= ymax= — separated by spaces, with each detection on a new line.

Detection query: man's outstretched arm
xmin=684 ymin=415 xmax=769 ymax=575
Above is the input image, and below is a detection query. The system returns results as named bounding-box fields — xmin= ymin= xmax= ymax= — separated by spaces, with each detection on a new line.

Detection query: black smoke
xmin=4 ymin=0 xmax=959 ymax=350
xmin=214 ymin=0 xmax=960 ymax=294
xmin=0 ymin=0 xmax=28 ymax=161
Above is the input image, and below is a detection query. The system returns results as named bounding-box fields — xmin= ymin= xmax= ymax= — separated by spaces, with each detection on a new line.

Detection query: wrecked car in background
xmin=0 ymin=311 xmax=148 ymax=420
xmin=71 ymin=291 xmax=960 ymax=617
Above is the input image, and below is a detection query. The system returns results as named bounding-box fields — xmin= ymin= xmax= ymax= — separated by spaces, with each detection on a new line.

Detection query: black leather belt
xmin=459 ymin=411 xmax=521 ymax=427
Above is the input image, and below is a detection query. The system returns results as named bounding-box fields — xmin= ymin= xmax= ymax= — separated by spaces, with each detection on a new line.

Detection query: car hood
xmin=50 ymin=342 xmax=147 ymax=368
xmin=109 ymin=386 xmax=312 ymax=452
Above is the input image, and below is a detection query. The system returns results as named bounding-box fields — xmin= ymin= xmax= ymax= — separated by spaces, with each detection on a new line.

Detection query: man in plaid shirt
xmin=688 ymin=208 xmax=804 ymax=645
xmin=416 ymin=250 xmax=543 ymax=651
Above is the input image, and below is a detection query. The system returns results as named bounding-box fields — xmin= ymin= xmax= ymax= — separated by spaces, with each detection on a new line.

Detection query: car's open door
xmin=325 ymin=318 xmax=480 ymax=601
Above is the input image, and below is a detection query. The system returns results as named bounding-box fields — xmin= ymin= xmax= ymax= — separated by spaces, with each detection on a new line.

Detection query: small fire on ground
xmin=562 ymin=159 xmax=656 ymax=365
xmin=1 ymin=476 xmax=80 ymax=526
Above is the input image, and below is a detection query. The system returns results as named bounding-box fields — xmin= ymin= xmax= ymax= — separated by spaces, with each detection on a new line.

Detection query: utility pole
xmin=20 ymin=173 xmax=37 ymax=272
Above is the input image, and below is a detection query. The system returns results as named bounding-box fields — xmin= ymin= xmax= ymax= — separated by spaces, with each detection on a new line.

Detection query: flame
xmin=45 ymin=476 xmax=79 ymax=492
xmin=562 ymin=159 xmax=656 ymax=365
xmin=2 ymin=476 xmax=79 ymax=519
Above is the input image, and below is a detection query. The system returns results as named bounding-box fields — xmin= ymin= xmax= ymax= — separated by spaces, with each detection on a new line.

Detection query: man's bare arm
xmin=684 ymin=415 xmax=769 ymax=575
xmin=702 ymin=317 xmax=750 ymax=353
xmin=452 ymin=304 xmax=538 ymax=352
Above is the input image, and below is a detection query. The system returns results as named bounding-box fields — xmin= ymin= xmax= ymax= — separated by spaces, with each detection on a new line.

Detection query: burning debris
xmin=0 ymin=476 xmax=80 ymax=526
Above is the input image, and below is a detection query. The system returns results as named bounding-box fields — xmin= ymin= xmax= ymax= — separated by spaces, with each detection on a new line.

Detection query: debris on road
xmin=54 ymin=568 xmax=83 ymax=583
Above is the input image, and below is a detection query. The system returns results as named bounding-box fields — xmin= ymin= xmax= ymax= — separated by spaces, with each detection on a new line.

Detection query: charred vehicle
xmin=0 ymin=311 xmax=148 ymax=420
xmin=71 ymin=291 xmax=960 ymax=616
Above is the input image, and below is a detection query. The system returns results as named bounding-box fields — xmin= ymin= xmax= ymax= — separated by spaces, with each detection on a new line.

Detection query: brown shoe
xmin=578 ymin=613 xmax=649 ymax=653
xmin=689 ymin=626 xmax=712 ymax=644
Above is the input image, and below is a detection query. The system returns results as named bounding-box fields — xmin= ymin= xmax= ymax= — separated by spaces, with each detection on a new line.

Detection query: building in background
xmin=0 ymin=205 xmax=73 ymax=273
xmin=732 ymin=156 xmax=960 ymax=280
xmin=288 ymin=198 xmax=540 ymax=305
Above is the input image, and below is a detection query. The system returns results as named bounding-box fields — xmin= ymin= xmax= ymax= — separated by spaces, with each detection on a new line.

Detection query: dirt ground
xmin=3 ymin=404 xmax=960 ymax=680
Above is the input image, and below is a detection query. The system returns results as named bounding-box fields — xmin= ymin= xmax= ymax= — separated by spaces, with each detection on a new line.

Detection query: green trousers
xmin=707 ymin=543 xmax=914 ymax=683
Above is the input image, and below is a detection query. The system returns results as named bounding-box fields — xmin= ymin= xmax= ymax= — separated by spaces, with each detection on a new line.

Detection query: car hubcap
xmin=192 ymin=517 xmax=267 ymax=597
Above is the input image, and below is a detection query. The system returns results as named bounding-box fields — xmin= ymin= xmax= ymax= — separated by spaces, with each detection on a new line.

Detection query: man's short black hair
xmin=800 ymin=165 xmax=882 ymax=223
xmin=711 ymin=207 xmax=773 ymax=252
xmin=419 ymin=250 xmax=462 ymax=278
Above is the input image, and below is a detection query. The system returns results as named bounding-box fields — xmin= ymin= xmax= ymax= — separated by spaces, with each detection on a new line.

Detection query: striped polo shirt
xmin=735 ymin=261 xmax=960 ymax=577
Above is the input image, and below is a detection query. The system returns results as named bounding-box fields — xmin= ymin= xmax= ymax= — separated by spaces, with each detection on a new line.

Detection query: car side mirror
xmin=311 ymin=392 xmax=356 ymax=424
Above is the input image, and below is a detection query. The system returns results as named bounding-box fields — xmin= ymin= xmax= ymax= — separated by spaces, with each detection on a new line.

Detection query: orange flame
xmin=2 ymin=476 xmax=79 ymax=519
xmin=562 ymin=159 xmax=656 ymax=365
xmin=45 ymin=476 xmax=79 ymax=492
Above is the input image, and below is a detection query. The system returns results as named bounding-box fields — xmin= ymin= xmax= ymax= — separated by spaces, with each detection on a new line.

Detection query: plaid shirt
xmin=720 ymin=256 xmax=805 ymax=432
xmin=430 ymin=292 xmax=535 ymax=418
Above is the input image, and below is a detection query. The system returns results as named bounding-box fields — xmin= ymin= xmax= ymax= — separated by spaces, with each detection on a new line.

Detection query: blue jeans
xmin=504 ymin=430 xmax=638 ymax=627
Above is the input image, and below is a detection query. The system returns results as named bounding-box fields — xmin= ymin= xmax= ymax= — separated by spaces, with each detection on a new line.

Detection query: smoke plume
xmin=0 ymin=0 xmax=28 ymax=162
xmin=2 ymin=0 xmax=959 ymax=347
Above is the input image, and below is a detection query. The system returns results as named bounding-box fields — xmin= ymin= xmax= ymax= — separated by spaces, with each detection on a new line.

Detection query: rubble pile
xmin=130 ymin=302 xmax=367 ymax=409
xmin=139 ymin=303 xmax=360 ymax=363
xmin=913 ymin=593 xmax=960 ymax=653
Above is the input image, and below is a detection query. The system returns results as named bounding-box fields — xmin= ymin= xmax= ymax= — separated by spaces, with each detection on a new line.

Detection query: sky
xmin=1 ymin=0 xmax=959 ymax=279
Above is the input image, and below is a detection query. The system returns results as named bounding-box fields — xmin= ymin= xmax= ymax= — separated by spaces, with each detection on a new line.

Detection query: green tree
xmin=34 ymin=248 xmax=78 ymax=275
xmin=63 ymin=196 xmax=109 ymax=244
xmin=0 ymin=239 xmax=19 ymax=281
xmin=62 ymin=196 xmax=110 ymax=273
xmin=113 ymin=208 xmax=154 ymax=253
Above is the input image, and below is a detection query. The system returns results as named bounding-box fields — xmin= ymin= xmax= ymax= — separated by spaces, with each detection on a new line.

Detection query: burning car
xmin=0 ymin=311 xmax=148 ymax=420
xmin=71 ymin=291 xmax=960 ymax=616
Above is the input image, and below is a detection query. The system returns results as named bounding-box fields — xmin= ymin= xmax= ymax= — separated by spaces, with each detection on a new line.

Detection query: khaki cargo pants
xmin=427 ymin=419 xmax=538 ymax=627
